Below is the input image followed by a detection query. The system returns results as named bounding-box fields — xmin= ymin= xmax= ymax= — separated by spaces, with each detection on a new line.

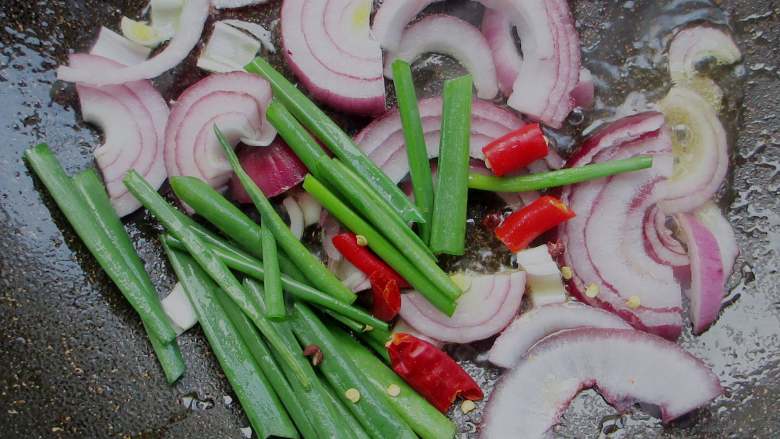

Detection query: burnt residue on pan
xmin=0 ymin=0 xmax=778 ymax=438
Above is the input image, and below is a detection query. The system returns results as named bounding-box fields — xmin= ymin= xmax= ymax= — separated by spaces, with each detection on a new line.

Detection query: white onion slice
xmin=162 ymin=282 xmax=198 ymax=335
xmin=658 ymin=86 xmax=729 ymax=214
xmin=212 ymin=0 xmax=268 ymax=8
xmin=164 ymin=72 xmax=275 ymax=192
xmin=488 ymin=302 xmax=633 ymax=368
xmin=482 ymin=328 xmax=722 ymax=438
xmin=371 ymin=0 xmax=442 ymax=51
xmin=400 ymin=271 xmax=526 ymax=344
xmin=514 ymin=245 xmax=567 ymax=307
xmin=197 ymin=21 xmax=262 ymax=73
xmin=384 ymin=15 xmax=499 ymax=99
xmin=295 ymin=192 xmax=322 ymax=227
xmin=90 ymin=27 xmax=151 ymax=65
xmin=72 ymin=54 xmax=168 ymax=217
xmin=222 ymin=19 xmax=276 ymax=53
xmin=281 ymin=0 xmax=385 ymax=115
xmin=57 ymin=0 xmax=209 ymax=85
xmin=481 ymin=9 xmax=520 ymax=96
xmin=282 ymin=196 xmax=305 ymax=240
xmin=560 ymin=112 xmax=684 ymax=339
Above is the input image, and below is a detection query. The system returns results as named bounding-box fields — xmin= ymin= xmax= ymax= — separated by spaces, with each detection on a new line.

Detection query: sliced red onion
xmin=481 ymin=9 xmax=520 ymax=96
xmin=161 ymin=282 xmax=197 ymax=335
xmin=294 ymin=192 xmax=322 ymax=227
xmin=643 ymin=206 xmax=690 ymax=268
xmin=164 ymin=73 xmax=275 ymax=192
xmin=371 ymin=0 xmax=442 ymax=51
xmin=57 ymin=0 xmax=208 ymax=85
xmin=481 ymin=0 xmax=580 ymax=128
xmin=356 ymin=97 xmax=525 ymax=183
xmin=393 ymin=319 xmax=443 ymax=349
xmin=222 ymin=19 xmax=276 ymax=53
xmin=90 ymin=27 xmax=151 ymax=65
xmin=384 ymin=15 xmax=499 ymax=99
xmin=559 ymin=113 xmax=684 ymax=339
xmin=399 ymin=271 xmax=526 ymax=344
xmin=229 ymin=140 xmax=307 ymax=203
xmin=488 ymin=302 xmax=633 ymax=368
xmin=197 ymin=21 xmax=262 ymax=73
xmin=482 ymin=328 xmax=721 ymax=438
xmin=328 ymin=258 xmax=371 ymax=293
xmin=657 ymin=86 xmax=729 ymax=214
xmin=667 ymin=26 xmax=741 ymax=110
xmin=212 ymin=0 xmax=268 ymax=8
xmin=692 ymin=202 xmax=739 ymax=275
xmin=571 ymin=68 xmax=595 ymax=108
xmin=281 ymin=0 xmax=385 ymax=115
xmin=71 ymin=54 xmax=168 ymax=217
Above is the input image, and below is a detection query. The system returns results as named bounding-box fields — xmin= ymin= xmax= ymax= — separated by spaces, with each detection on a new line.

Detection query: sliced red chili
xmin=368 ymin=271 xmax=401 ymax=322
xmin=388 ymin=333 xmax=483 ymax=413
xmin=495 ymin=195 xmax=576 ymax=252
xmin=332 ymin=232 xmax=409 ymax=288
xmin=482 ymin=123 xmax=549 ymax=176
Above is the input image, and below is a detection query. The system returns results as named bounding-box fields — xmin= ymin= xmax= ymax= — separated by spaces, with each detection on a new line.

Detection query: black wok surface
xmin=0 ymin=0 xmax=778 ymax=437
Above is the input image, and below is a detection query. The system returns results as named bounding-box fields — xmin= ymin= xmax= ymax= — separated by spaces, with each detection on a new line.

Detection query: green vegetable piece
xmin=322 ymin=382 xmax=372 ymax=439
xmin=392 ymin=59 xmax=435 ymax=244
xmin=164 ymin=248 xmax=297 ymax=439
xmin=261 ymin=224 xmax=285 ymax=320
xmin=214 ymin=284 xmax=316 ymax=439
xmin=245 ymin=279 xmax=359 ymax=439
xmin=24 ymin=144 xmax=177 ymax=345
xmin=245 ymin=57 xmax=425 ymax=224
xmin=468 ymin=156 xmax=655 ymax=192
xmin=123 ymin=171 xmax=310 ymax=389
xmin=72 ymin=169 xmax=185 ymax=383
xmin=266 ymin=100 xmax=329 ymax=175
xmin=332 ymin=327 xmax=456 ymax=439
xmin=303 ymin=175 xmax=456 ymax=316
xmin=161 ymin=235 xmax=388 ymax=331
xmin=213 ymin=125 xmax=356 ymax=304
xmin=291 ymin=302 xmax=417 ymax=439
xmin=430 ymin=75 xmax=473 ymax=256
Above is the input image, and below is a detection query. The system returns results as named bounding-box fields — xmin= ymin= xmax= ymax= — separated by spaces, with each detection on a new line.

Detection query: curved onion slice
xmin=482 ymin=328 xmax=722 ymax=438
xmin=668 ymin=25 xmax=741 ymax=108
xmin=356 ymin=97 xmax=526 ymax=183
xmin=282 ymin=196 xmax=305 ymax=240
xmin=384 ymin=15 xmax=499 ymax=99
xmin=295 ymin=192 xmax=322 ymax=227
xmin=560 ymin=113 xmax=684 ymax=339
xmin=229 ymin=140 xmax=308 ymax=203
xmin=481 ymin=0 xmax=580 ymax=127
xmin=161 ymin=282 xmax=197 ymax=335
xmin=393 ymin=318 xmax=443 ymax=349
xmin=399 ymin=271 xmax=526 ymax=344
xmin=90 ymin=27 xmax=151 ymax=65
xmin=72 ymin=54 xmax=168 ymax=217
xmin=281 ymin=0 xmax=385 ymax=115
xmin=164 ymin=72 xmax=275 ymax=191
xmin=57 ymin=0 xmax=209 ymax=85
xmin=222 ymin=19 xmax=276 ymax=53
xmin=197 ymin=21 xmax=262 ymax=73
xmin=658 ymin=86 xmax=729 ymax=214
xmin=371 ymin=0 xmax=442 ymax=51
xmin=488 ymin=302 xmax=632 ymax=368
xmin=572 ymin=68 xmax=595 ymax=108
xmin=481 ymin=9 xmax=521 ymax=96
xmin=644 ymin=207 xmax=690 ymax=268
xmin=676 ymin=202 xmax=738 ymax=334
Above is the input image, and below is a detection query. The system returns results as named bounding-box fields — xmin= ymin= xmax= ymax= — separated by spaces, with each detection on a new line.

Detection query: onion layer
xmin=57 ymin=0 xmax=209 ymax=85
xmin=164 ymin=72 xmax=275 ymax=192
xmin=482 ymin=328 xmax=721 ymax=438
xmin=559 ymin=112 xmax=684 ymax=339
xmin=371 ymin=0 xmax=442 ymax=51
xmin=72 ymin=54 xmax=168 ymax=217
xmin=399 ymin=271 xmax=526 ymax=344
xmin=229 ymin=140 xmax=307 ymax=203
xmin=90 ymin=27 xmax=151 ymax=66
xmin=658 ymin=86 xmax=729 ymax=214
xmin=281 ymin=0 xmax=385 ymax=115
xmin=488 ymin=302 xmax=632 ymax=368
xmin=481 ymin=9 xmax=521 ymax=96
xmin=643 ymin=206 xmax=690 ymax=268
xmin=384 ymin=15 xmax=499 ymax=99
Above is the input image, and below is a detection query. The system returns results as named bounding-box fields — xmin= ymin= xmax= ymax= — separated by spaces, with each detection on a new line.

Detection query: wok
xmin=0 ymin=0 xmax=777 ymax=437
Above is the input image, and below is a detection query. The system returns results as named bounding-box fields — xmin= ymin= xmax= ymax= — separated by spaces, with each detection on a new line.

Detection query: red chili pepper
xmin=388 ymin=333 xmax=483 ymax=412
xmin=331 ymin=233 xmax=409 ymax=288
xmin=482 ymin=123 xmax=549 ymax=176
xmin=368 ymin=271 xmax=401 ymax=321
xmin=495 ymin=196 xmax=576 ymax=252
